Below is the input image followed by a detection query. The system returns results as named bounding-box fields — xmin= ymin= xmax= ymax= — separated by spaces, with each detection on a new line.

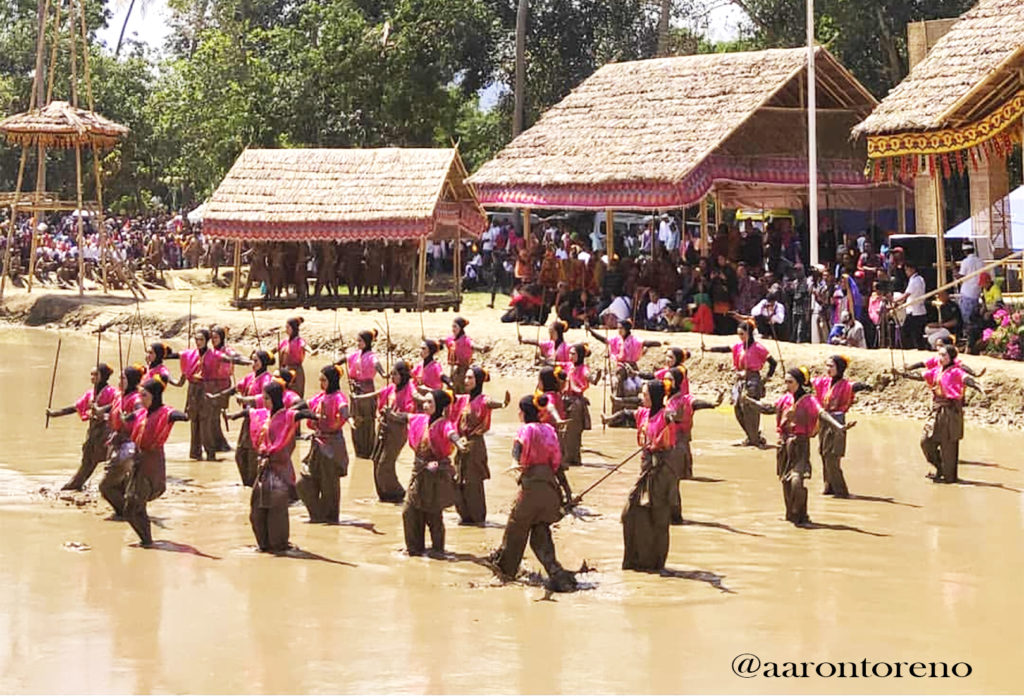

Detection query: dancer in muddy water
xmin=745 ymin=367 xmax=855 ymax=526
xmin=641 ymin=347 xmax=691 ymax=396
xmin=618 ymin=379 xmax=677 ymax=571
xmin=334 ymin=330 xmax=386 ymax=459
xmin=518 ymin=319 xmax=572 ymax=365
xmin=176 ymin=329 xmax=211 ymax=460
xmin=98 ymin=365 xmax=144 ymax=518
xmin=47 ymin=362 xmax=117 ymax=491
xmin=664 ymin=368 xmax=723 ymax=521
xmin=450 ymin=366 xmax=510 ymax=525
xmin=208 ymin=326 xmax=249 ymax=452
xmin=208 ymin=350 xmax=275 ymax=486
xmin=411 ymin=339 xmax=448 ymax=391
xmin=901 ymin=345 xmax=984 ymax=484
xmin=812 ymin=356 xmax=872 ymax=498
xmin=491 ymin=394 xmax=578 ymax=591
xmin=143 ymin=342 xmax=175 ymax=384
xmin=278 ymin=317 xmax=310 ymax=397
xmin=920 ymin=337 xmax=986 ymax=377
xmin=353 ymin=360 xmax=415 ymax=503
xmin=229 ymin=379 xmax=315 ymax=553
xmin=587 ymin=319 xmax=664 ymax=408
xmin=383 ymin=389 xmax=464 ymax=556
xmin=535 ymin=365 xmax=568 ymax=429
xmin=120 ymin=375 xmax=189 ymax=547
xmin=441 ymin=317 xmax=491 ymax=393
xmin=708 ymin=319 xmax=777 ymax=448
xmin=296 ymin=365 xmax=350 ymax=524
xmin=559 ymin=343 xmax=599 ymax=468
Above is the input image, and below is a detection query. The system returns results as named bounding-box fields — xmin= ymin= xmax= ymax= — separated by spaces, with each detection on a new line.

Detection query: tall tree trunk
xmin=657 ymin=0 xmax=671 ymax=56
xmin=513 ymin=0 xmax=527 ymax=137
xmin=115 ymin=0 xmax=137 ymax=58
xmin=875 ymin=5 xmax=904 ymax=88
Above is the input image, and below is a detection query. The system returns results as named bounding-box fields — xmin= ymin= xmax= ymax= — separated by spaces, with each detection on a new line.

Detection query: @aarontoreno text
xmin=731 ymin=654 xmax=973 ymax=679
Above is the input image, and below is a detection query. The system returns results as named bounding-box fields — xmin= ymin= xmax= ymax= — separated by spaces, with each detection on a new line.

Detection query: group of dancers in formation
xmin=46 ymin=310 xmax=986 ymax=590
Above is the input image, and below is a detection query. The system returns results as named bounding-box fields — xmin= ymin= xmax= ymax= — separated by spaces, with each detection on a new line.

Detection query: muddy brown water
xmin=1 ymin=327 xmax=1022 ymax=693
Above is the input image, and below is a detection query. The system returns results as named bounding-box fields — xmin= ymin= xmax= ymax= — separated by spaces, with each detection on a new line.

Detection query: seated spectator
xmin=829 ymin=310 xmax=867 ymax=349
xmin=924 ymin=289 xmax=962 ymax=349
xmin=746 ymin=290 xmax=786 ymax=339
xmin=645 ymin=290 xmax=670 ymax=330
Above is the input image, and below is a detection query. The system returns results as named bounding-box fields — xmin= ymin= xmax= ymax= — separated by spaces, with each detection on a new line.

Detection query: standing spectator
xmin=895 ymin=261 xmax=928 ymax=349
xmin=788 ymin=264 xmax=811 ymax=343
xmin=956 ymin=240 xmax=983 ymax=322
xmin=857 ymin=240 xmax=884 ymax=295
xmin=733 ymin=262 xmax=762 ymax=315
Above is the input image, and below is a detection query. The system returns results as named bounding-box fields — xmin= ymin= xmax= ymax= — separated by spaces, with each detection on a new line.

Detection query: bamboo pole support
xmin=0 ymin=148 xmax=29 ymax=300
xmin=699 ymin=194 xmax=709 ymax=257
xmin=417 ymin=236 xmax=427 ymax=311
xmin=232 ymin=240 xmax=242 ymax=301
xmin=74 ymin=145 xmax=85 ymax=297
xmin=606 ymin=208 xmax=615 ymax=260
xmin=891 ymin=250 xmax=1023 ymax=314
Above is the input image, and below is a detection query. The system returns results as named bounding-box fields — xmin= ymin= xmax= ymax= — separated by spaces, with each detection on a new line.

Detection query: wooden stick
xmin=890 ymin=250 xmax=1024 ymax=314
xmin=573 ymin=446 xmax=644 ymax=503
xmin=767 ymin=321 xmax=786 ymax=375
xmin=45 ymin=337 xmax=62 ymax=429
xmin=117 ymin=330 xmax=123 ymax=375
xmin=95 ymin=323 xmax=101 ymax=365
xmin=384 ymin=309 xmax=392 ymax=377
xmin=250 ymin=309 xmax=262 ymax=350
xmin=187 ymin=294 xmax=193 ymax=346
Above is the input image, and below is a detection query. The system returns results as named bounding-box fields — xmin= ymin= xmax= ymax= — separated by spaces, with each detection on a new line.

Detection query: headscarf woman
xmin=237 ymin=379 xmax=314 ymax=552
xmin=385 ymin=389 xmax=463 ymax=555
xmin=664 ymin=368 xmax=723 ymax=522
xmin=490 ymin=394 xmax=578 ymax=593
xmin=335 ymin=329 xmax=386 ymax=458
xmin=744 ymin=367 xmax=854 ymax=525
xmin=98 ymin=365 xmax=144 ymax=518
xmin=441 ymin=316 xmax=491 ymax=394
xmin=559 ymin=343 xmax=597 ymax=468
xmin=708 ymin=319 xmax=777 ymax=448
xmin=811 ymin=355 xmax=871 ymax=497
xmin=412 ymin=339 xmax=447 ymax=391
xmin=518 ymin=319 xmax=572 ymax=365
xmin=452 ymin=366 xmax=511 ymax=525
xmin=121 ymin=375 xmax=189 ymax=546
xmin=218 ymin=350 xmax=275 ymax=486
xmin=902 ymin=345 xmax=983 ymax=484
xmin=351 ymin=360 xmax=416 ymax=502
xmin=278 ymin=316 xmax=310 ymax=397
xmin=296 ymin=365 xmax=351 ymax=524
xmin=621 ymin=379 xmax=677 ymax=571
xmin=47 ymin=362 xmax=117 ymax=491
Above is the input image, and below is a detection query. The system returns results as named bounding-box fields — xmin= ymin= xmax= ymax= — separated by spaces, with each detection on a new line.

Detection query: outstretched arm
xmin=587 ymin=326 xmax=608 ymax=345
xmin=642 ymin=340 xmax=665 ymax=349
xmin=45 ymin=405 xmax=77 ymax=418
xmin=964 ymin=376 xmax=985 ymax=395
xmin=742 ymin=395 xmax=776 ymax=415
xmin=819 ymin=409 xmax=855 ymax=432
xmin=765 ymin=355 xmax=777 ymax=379
xmin=693 ymin=391 xmax=725 ymax=411
xmin=905 ymin=361 xmax=926 ymax=371
xmin=207 ymin=385 xmax=239 ymax=400
xmin=485 ymin=391 xmax=512 ymax=410
xmin=961 ymin=363 xmax=986 ymax=378
xmin=601 ymin=408 xmax=636 ymax=424
xmin=169 ymin=410 xmax=189 ymax=423
xmin=708 ymin=346 xmax=732 ymax=354
xmin=851 ymin=381 xmax=872 ymax=393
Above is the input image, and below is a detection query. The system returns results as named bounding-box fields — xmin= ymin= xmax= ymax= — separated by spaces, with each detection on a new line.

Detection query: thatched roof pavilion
xmin=204 ymin=147 xmax=486 ymax=242
xmin=853 ymin=0 xmax=1024 ymax=181
xmin=469 ymin=46 xmax=896 ymax=213
xmin=0 ymin=100 xmax=128 ymax=149
xmin=205 ymin=147 xmax=487 ymax=311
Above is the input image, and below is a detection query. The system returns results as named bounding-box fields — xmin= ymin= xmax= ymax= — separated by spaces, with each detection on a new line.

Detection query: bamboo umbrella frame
xmin=0 ymin=0 xmax=127 ymax=300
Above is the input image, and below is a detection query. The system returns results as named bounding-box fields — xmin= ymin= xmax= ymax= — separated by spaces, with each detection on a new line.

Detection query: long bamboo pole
xmin=806 ymin=0 xmax=819 ymax=267
xmin=890 ymin=250 xmax=1024 ymax=314
xmin=44 ymin=337 xmax=62 ymax=429
xmin=0 ymin=148 xmax=29 ymax=300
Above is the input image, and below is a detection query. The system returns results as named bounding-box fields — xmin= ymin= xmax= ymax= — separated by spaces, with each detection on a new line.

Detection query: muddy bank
xmin=2 ymin=272 xmax=1021 ymax=429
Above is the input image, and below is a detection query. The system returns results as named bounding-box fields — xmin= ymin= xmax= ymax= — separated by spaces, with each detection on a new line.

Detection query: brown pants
xmin=98 ymin=442 xmax=133 ymax=517
xmin=733 ymin=398 xmax=764 ymax=446
xmin=250 ymin=473 xmax=291 ymax=552
xmin=186 ymin=381 xmax=205 ymax=459
xmin=561 ymin=397 xmax=587 ymax=467
xmin=779 ymin=436 xmax=811 ymax=524
xmin=350 ymin=384 xmax=377 ymax=459
xmin=493 ymin=472 xmax=564 ymax=579
xmin=454 ymin=436 xmax=489 ymax=524
xmin=622 ymin=452 xmax=674 ymax=571
xmin=63 ymin=422 xmax=109 ymax=490
xmin=822 ymin=456 xmax=849 ymax=497
xmin=372 ymin=420 xmax=407 ymax=502
xmin=296 ymin=436 xmax=347 ymax=524
xmin=235 ymin=417 xmax=257 ymax=487
xmin=125 ymin=471 xmax=163 ymax=545
xmin=819 ymin=416 xmax=849 ymax=496
xmin=402 ymin=505 xmax=445 ymax=555
xmin=921 ymin=433 xmax=959 ymax=483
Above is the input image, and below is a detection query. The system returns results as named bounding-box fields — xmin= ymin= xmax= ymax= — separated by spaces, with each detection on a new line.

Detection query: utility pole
xmin=513 ymin=0 xmax=527 ymax=137
xmin=807 ymin=0 xmax=819 ymax=267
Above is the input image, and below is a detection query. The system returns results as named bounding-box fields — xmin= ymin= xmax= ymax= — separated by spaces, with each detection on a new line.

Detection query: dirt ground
xmin=1 ymin=268 xmax=1021 ymax=428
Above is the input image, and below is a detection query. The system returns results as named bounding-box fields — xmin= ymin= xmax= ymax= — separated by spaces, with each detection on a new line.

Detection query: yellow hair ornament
xmin=799 ymin=366 xmax=810 ymax=384
xmin=663 ymin=378 xmax=674 ymax=395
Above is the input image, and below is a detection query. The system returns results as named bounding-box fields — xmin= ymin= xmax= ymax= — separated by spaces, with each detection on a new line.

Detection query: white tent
xmin=187 ymin=203 xmax=206 ymax=224
xmin=946 ymin=185 xmax=1024 ymax=251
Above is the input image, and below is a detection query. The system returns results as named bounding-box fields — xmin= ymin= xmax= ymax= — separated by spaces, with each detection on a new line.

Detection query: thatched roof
xmin=0 ymin=101 xmax=128 ymax=149
xmin=854 ymin=0 xmax=1024 ymax=136
xmin=469 ymin=46 xmax=882 ymax=210
xmin=203 ymin=148 xmax=487 ymax=242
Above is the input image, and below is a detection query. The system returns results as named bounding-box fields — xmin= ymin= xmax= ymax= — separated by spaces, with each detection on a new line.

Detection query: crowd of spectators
xmin=478 ymin=213 xmax=1002 ymax=355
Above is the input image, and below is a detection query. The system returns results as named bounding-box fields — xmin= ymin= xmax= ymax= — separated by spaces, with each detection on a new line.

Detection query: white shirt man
xmin=481 ymin=225 xmax=498 ymax=254
xmin=646 ymin=294 xmax=669 ymax=324
xmin=602 ymin=295 xmax=632 ymax=323
xmin=898 ymin=269 xmax=927 ymax=317
xmin=958 ymin=244 xmax=984 ymax=319
xmin=750 ymin=297 xmax=786 ymax=326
